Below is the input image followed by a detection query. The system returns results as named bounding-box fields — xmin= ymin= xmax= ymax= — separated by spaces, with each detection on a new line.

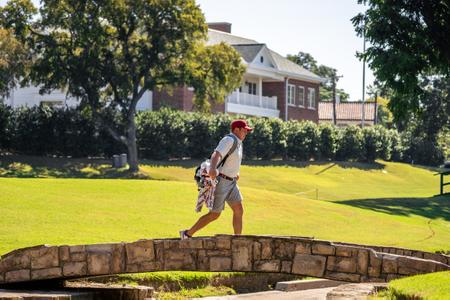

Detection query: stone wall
xmin=1 ymin=235 xmax=448 ymax=285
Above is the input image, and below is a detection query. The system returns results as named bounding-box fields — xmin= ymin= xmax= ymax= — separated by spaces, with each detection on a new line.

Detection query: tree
xmin=0 ymin=0 xmax=245 ymax=172
xmin=287 ymin=51 xmax=349 ymax=101
xmin=352 ymin=0 xmax=450 ymax=131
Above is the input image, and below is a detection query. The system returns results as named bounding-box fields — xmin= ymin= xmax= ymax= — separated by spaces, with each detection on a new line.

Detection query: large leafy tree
xmin=352 ymin=0 xmax=450 ymax=132
xmin=287 ymin=51 xmax=349 ymax=101
xmin=0 ymin=0 xmax=245 ymax=171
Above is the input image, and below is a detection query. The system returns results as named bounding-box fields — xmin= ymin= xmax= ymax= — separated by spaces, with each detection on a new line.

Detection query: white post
xmin=236 ymin=88 xmax=240 ymax=104
xmin=258 ymin=77 xmax=263 ymax=108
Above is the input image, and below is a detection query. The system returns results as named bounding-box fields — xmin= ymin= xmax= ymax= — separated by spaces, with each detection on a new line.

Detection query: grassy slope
xmin=0 ymin=159 xmax=449 ymax=256
xmin=383 ymin=271 xmax=450 ymax=300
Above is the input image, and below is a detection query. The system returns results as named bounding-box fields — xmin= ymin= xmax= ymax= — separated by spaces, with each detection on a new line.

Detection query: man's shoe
xmin=179 ymin=230 xmax=191 ymax=240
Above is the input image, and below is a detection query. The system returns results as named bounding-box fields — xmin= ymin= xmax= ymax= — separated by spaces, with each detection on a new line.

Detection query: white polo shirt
xmin=215 ymin=133 xmax=242 ymax=178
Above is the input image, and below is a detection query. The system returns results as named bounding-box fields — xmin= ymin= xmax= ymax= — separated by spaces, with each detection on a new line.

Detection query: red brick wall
xmin=262 ymin=79 xmax=319 ymax=123
xmin=153 ymin=85 xmax=225 ymax=113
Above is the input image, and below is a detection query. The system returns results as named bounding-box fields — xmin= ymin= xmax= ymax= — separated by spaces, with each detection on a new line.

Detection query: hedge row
xmin=0 ymin=104 xmax=445 ymax=165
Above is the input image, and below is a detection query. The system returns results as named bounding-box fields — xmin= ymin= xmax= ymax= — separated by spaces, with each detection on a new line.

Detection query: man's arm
xmin=208 ymin=150 xmax=222 ymax=180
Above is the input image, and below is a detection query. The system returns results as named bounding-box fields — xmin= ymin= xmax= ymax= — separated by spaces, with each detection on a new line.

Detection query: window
xmin=298 ymin=86 xmax=305 ymax=107
xmin=260 ymin=56 xmax=264 ymax=63
xmin=308 ymin=88 xmax=316 ymax=109
xmin=246 ymin=81 xmax=257 ymax=95
xmin=288 ymin=84 xmax=295 ymax=105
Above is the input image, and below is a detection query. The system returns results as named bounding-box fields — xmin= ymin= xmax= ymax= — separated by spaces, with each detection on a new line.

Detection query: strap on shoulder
xmin=217 ymin=134 xmax=238 ymax=168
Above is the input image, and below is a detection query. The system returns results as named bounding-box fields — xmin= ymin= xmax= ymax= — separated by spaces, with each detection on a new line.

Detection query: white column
xmin=258 ymin=77 xmax=263 ymax=108
xmin=236 ymin=88 xmax=240 ymax=104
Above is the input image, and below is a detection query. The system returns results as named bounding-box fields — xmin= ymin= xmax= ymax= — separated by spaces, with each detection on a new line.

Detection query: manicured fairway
xmin=0 ymin=159 xmax=448 ymax=255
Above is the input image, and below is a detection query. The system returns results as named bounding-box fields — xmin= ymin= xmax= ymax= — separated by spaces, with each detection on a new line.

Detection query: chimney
xmin=207 ymin=22 xmax=232 ymax=33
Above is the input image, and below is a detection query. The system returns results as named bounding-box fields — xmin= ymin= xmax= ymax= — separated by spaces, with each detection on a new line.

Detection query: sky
xmin=1 ymin=0 xmax=374 ymax=101
xmin=196 ymin=0 xmax=374 ymax=101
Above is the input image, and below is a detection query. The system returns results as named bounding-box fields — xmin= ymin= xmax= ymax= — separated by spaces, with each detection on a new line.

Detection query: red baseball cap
xmin=231 ymin=119 xmax=253 ymax=132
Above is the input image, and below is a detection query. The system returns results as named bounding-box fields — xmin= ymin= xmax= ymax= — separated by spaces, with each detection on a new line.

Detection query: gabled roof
xmin=319 ymin=102 xmax=375 ymax=121
xmin=207 ymin=29 xmax=323 ymax=82
xmin=232 ymin=44 xmax=266 ymax=63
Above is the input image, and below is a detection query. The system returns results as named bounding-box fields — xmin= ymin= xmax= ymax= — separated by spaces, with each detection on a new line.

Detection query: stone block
xmin=254 ymin=260 xmax=280 ymax=272
xmin=69 ymin=245 xmax=85 ymax=253
xmin=397 ymin=257 xmax=436 ymax=273
xmin=382 ymin=255 xmax=398 ymax=274
xmin=0 ymin=253 xmax=30 ymax=272
xmin=210 ymin=257 xmax=232 ymax=271
xmin=368 ymin=266 xmax=381 ymax=278
xmin=281 ymin=261 xmax=292 ymax=273
xmin=63 ymin=261 xmax=87 ymax=276
xmin=369 ymin=251 xmax=382 ymax=268
xmin=325 ymin=271 xmax=361 ymax=282
xmin=327 ymin=256 xmax=357 ymax=273
xmin=31 ymin=267 xmax=62 ymax=280
xmin=180 ymin=239 xmax=203 ymax=249
xmin=206 ymin=250 xmax=231 ymax=257
xmin=164 ymin=250 xmax=196 ymax=270
xmin=260 ymin=240 xmax=273 ymax=259
xmin=423 ymin=253 xmax=447 ymax=264
xmin=291 ymin=254 xmax=326 ymax=277
xmin=126 ymin=261 xmax=162 ymax=273
xmin=357 ymin=249 xmax=369 ymax=275
xmin=203 ymin=239 xmax=216 ymax=250
xmin=71 ymin=252 xmax=86 ymax=262
xmin=163 ymin=240 xmax=180 ymax=249
xmin=274 ymin=240 xmax=295 ymax=259
xmin=232 ymin=239 xmax=253 ymax=271
xmin=253 ymin=242 xmax=261 ymax=260
xmin=111 ymin=243 xmax=126 ymax=273
xmin=312 ymin=242 xmax=335 ymax=256
xmin=87 ymin=252 xmax=111 ymax=275
xmin=59 ymin=246 xmax=70 ymax=262
xmin=0 ymin=272 xmax=4 ymax=283
xmin=412 ymin=251 xmax=423 ymax=258
xmin=398 ymin=266 xmax=421 ymax=275
xmin=295 ymin=242 xmax=312 ymax=254
xmin=335 ymin=246 xmax=356 ymax=257
xmin=5 ymin=269 xmax=30 ymax=282
xmin=216 ymin=236 xmax=231 ymax=249
xmin=30 ymin=246 xmax=59 ymax=269
xmin=86 ymin=244 xmax=114 ymax=253
xmin=126 ymin=240 xmax=155 ymax=265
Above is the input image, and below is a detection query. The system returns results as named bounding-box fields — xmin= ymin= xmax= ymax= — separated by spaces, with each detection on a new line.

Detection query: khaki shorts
xmin=211 ymin=177 xmax=243 ymax=212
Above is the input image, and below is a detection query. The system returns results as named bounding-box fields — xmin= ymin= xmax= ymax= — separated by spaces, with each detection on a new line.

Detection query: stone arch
xmin=1 ymin=235 xmax=449 ymax=285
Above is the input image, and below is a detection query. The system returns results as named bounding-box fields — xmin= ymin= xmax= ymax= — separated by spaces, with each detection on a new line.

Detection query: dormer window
xmin=260 ymin=56 xmax=264 ymax=63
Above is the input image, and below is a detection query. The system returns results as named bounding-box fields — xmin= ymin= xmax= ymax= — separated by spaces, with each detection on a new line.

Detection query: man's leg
xmin=229 ymin=202 xmax=243 ymax=235
xmin=187 ymin=211 xmax=221 ymax=237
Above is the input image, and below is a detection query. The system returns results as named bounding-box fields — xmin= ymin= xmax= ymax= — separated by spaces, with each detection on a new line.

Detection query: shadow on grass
xmin=338 ymin=195 xmax=450 ymax=221
xmin=0 ymin=154 xmax=388 ymax=179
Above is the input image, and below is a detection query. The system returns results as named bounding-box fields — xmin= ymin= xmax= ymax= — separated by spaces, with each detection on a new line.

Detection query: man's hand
xmin=209 ymin=167 xmax=219 ymax=180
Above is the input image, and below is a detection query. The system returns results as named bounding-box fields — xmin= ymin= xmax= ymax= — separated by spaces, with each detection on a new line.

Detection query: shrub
xmin=336 ymin=125 xmax=363 ymax=161
xmin=318 ymin=123 xmax=338 ymax=160
xmin=286 ymin=121 xmax=318 ymax=160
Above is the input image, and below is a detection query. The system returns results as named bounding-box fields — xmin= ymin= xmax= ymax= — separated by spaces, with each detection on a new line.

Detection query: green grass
xmin=375 ymin=271 xmax=450 ymax=299
xmin=0 ymin=156 xmax=449 ymax=256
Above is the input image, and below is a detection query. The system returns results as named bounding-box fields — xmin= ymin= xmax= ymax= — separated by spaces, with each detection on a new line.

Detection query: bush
xmin=318 ymin=123 xmax=338 ymax=160
xmin=336 ymin=125 xmax=363 ymax=161
xmin=244 ymin=117 xmax=273 ymax=160
xmin=0 ymin=103 xmax=13 ymax=151
xmin=286 ymin=121 xmax=318 ymax=160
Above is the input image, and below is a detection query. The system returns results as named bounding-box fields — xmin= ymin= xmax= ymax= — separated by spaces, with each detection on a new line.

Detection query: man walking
xmin=180 ymin=119 xmax=252 ymax=239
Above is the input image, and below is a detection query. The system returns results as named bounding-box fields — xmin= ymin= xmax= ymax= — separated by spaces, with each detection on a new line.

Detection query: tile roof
xmin=207 ymin=29 xmax=323 ymax=82
xmin=319 ymin=102 xmax=376 ymax=121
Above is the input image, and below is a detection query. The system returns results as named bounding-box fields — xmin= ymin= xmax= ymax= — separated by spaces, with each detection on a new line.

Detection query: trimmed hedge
xmin=0 ymin=105 xmax=445 ymax=165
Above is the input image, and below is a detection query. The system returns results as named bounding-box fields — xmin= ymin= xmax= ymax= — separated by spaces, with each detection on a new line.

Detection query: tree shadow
xmin=338 ymin=195 xmax=450 ymax=221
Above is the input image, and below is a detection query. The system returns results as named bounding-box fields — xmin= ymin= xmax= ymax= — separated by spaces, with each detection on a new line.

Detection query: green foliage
xmin=318 ymin=123 xmax=338 ymax=160
xmin=387 ymin=271 xmax=450 ymax=300
xmin=285 ymin=121 xmax=319 ymax=160
xmin=0 ymin=103 xmax=12 ymax=150
xmin=0 ymin=107 xmax=445 ymax=165
xmin=352 ymin=0 xmax=450 ymax=130
xmin=336 ymin=126 xmax=363 ymax=161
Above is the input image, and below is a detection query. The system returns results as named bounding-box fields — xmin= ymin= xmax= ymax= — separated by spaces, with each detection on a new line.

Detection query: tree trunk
xmin=126 ymin=114 xmax=139 ymax=172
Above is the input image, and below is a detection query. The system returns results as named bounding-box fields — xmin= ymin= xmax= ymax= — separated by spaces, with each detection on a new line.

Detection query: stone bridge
xmin=1 ymin=235 xmax=449 ymax=285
